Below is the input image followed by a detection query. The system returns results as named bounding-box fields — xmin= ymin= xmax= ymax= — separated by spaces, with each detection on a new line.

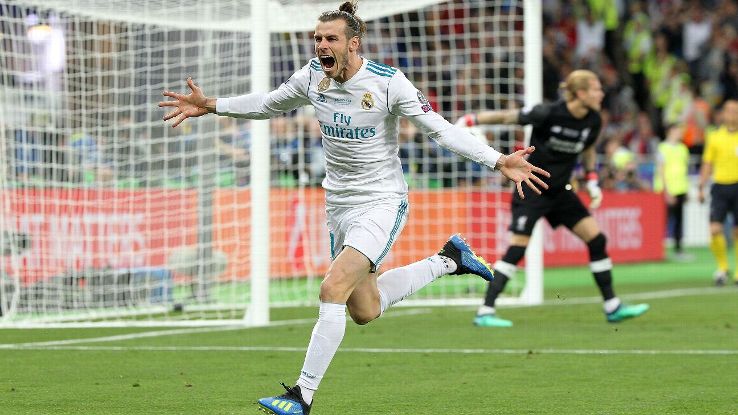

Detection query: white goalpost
xmin=0 ymin=0 xmax=542 ymax=327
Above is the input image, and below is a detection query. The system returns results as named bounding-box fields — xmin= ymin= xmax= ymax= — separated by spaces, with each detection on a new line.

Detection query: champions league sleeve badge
xmin=318 ymin=77 xmax=331 ymax=92
xmin=361 ymin=92 xmax=374 ymax=110
xmin=417 ymin=90 xmax=432 ymax=113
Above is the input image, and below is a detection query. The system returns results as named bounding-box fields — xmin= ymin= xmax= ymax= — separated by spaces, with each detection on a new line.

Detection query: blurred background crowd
xmin=1 ymin=0 xmax=737 ymax=192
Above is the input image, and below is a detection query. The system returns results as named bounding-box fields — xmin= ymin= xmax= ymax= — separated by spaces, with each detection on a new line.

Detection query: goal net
xmin=0 ymin=0 xmax=542 ymax=327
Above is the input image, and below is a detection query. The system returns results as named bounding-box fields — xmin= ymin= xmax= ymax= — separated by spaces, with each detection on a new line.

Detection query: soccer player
xmin=457 ymin=69 xmax=650 ymax=328
xmin=158 ymin=2 xmax=549 ymax=414
xmin=698 ymin=99 xmax=738 ymax=286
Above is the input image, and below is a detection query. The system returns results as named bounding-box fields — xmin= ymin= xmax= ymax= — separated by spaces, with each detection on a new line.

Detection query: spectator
xmin=68 ymin=132 xmax=114 ymax=185
xmin=106 ymin=115 xmax=150 ymax=187
xmin=683 ymin=5 xmax=713 ymax=79
xmin=587 ymin=0 xmax=621 ymax=68
xmin=720 ymin=56 xmax=738 ymax=102
xmin=289 ymin=115 xmax=325 ymax=187
xmin=663 ymin=71 xmax=693 ymax=128
xmin=655 ymin=1 xmax=684 ymax=59
xmin=574 ymin=5 xmax=605 ymax=67
xmin=622 ymin=112 xmax=659 ymax=156
xmin=655 ymin=125 xmax=693 ymax=261
xmin=623 ymin=2 xmax=652 ymax=111
xmin=682 ymin=83 xmax=712 ymax=156
xmin=644 ymin=31 xmax=678 ymax=138
xmin=215 ymin=117 xmax=250 ymax=186
xmin=603 ymin=136 xmax=648 ymax=191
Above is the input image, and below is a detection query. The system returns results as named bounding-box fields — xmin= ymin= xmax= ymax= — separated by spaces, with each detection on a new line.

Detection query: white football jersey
xmin=217 ymin=57 xmax=501 ymax=205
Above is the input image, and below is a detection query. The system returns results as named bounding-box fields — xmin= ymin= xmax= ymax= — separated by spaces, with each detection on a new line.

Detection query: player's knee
xmin=348 ymin=308 xmax=376 ymax=325
xmin=587 ymin=233 xmax=608 ymax=261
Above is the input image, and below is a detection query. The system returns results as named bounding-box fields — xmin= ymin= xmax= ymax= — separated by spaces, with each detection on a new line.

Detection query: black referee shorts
xmin=710 ymin=182 xmax=738 ymax=223
xmin=508 ymin=188 xmax=591 ymax=236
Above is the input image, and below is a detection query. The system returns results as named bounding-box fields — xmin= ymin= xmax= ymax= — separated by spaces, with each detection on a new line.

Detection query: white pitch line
xmin=448 ymin=286 xmax=734 ymax=312
xmin=0 ymin=287 xmax=732 ymax=350
xmin=2 ymin=344 xmax=736 ymax=356
xmin=0 ymin=308 xmax=431 ymax=349
xmin=543 ymin=286 xmax=731 ymax=305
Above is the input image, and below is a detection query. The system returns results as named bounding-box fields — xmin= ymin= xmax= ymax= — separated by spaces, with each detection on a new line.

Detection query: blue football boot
xmin=257 ymin=383 xmax=311 ymax=415
xmin=438 ymin=234 xmax=495 ymax=281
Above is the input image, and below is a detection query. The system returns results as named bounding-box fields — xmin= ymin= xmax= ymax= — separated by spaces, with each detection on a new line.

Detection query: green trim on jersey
xmin=366 ymin=60 xmax=397 ymax=77
xmin=309 ymin=58 xmax=323 ymax=72
xmin=375 ymin=199 xmax=408 ymax=265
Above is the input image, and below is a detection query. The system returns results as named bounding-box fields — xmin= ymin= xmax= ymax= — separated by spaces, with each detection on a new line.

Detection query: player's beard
xmin=335 ymin=50 xmax=350 ymax=80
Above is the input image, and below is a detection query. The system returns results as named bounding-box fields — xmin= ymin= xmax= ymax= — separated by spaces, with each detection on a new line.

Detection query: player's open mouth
xmin=319 ymin=55 xmax=336 ymax=70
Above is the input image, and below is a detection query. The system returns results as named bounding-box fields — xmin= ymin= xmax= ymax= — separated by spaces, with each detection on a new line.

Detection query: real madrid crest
xmin=361 ymin=92 xmax=374 ymax=110
xmin=318 ymin=77 xmax=331 ymax=92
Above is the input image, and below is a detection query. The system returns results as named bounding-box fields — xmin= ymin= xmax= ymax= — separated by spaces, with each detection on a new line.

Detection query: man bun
xmin=338 ymin=1 xmax=357 ymax=14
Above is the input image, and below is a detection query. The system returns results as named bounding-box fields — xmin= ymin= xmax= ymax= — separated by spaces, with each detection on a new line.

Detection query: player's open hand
xmin=159 ymin=78 xmax=211 ymax=128
xmin=498 ymin=146 xmax=550 ymax=198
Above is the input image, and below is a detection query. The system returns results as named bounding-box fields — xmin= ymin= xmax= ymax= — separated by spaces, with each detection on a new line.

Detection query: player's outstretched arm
xmin=159 ymin=77 xmax=217 ymax=128
xmin=497 ymin=146 xmax=550 ymax=198
xmin=456 ymin=109 xmax=519 ymax=127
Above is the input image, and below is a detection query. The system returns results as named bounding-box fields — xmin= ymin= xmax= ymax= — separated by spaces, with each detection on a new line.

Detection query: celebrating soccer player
xmin=457 ymin=69 xmax=650 ymax=328
xmin=159 ymin=2 xmax=549 ymax=414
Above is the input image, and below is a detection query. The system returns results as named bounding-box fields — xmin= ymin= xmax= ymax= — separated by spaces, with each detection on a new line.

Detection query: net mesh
xmin=0 ymin=0 xmax=530 ymax=326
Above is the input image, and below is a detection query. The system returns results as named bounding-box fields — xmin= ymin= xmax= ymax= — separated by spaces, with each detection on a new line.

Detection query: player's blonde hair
xmin=319 ymin=1 xmax=367 ymax=40
xmin=559 ymin=70 xmax=599 ymax=102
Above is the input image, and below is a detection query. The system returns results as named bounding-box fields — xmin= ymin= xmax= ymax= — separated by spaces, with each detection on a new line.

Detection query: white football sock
xmin=296 ymin=302 xmax=346 ymax=404
xmin=477 ymin=305 xmax=496 ymax=316
xmin=603 ymin=297 xmax=621 ymax=314
xmin=377 ymin=255 xmax=454 ymax=314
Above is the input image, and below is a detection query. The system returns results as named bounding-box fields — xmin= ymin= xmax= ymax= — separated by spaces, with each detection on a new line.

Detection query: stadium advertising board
xmin=1 ymin=189 xmax=663 ymax=283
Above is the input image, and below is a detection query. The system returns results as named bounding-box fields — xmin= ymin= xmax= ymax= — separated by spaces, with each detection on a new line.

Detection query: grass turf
xmin=1 ymin=247 xmax=737 ymax=415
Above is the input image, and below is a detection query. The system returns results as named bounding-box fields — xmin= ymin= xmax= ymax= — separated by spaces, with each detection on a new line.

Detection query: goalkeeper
xmin=457 ymin=69 xmax=649 ymax=328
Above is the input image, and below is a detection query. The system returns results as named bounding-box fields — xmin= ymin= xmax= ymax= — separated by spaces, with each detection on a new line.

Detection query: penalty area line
xmin=0 ymin=308 xmax=431 ymax=349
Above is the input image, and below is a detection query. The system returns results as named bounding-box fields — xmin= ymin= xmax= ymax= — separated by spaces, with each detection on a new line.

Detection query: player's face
xmin=581 ymin=79 xmax=604 ymax=112
xmin=314 ymin=20 xmax=353 ymax=79
xmin=722 ymin=101 xmax=738 ymax=130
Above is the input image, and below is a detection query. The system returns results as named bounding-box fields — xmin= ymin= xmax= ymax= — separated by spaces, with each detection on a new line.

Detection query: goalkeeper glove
xmin=586 ymin=171 xmax=603 ymax=209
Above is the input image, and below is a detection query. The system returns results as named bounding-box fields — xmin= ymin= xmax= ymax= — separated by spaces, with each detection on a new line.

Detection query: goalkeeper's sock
xmin=587 ymin=234 xmax=615 ymax=301
xmin=592 ymin=267 xmax=615 ymax=301
xmin=377 ymin=255 xmax=452 ymax=314
xmin=603 ymin=297 xmax=621 ymax=314
xmin=480 ymin=246 xmax=524 ymax=309
xmin=296 ymin=301 xmax=346 ymax=403
xmin=710 ymin=233 xmax=729 ymax=272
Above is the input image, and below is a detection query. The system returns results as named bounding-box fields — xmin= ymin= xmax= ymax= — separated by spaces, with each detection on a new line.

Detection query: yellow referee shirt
xmin=703 ymin=126 xmax=738 ymax=184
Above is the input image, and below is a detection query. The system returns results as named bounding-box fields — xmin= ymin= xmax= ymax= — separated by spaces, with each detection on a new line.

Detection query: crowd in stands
xmin=3 ymin=0 xmax=738 ymax=191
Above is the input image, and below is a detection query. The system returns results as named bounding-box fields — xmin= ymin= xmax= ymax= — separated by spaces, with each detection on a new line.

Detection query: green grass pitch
xmin=1 ymin=247 xmax=737 ymax=414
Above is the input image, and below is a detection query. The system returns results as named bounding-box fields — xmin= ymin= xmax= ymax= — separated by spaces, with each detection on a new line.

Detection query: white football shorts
xmin=326 ymin=197 xmax=409 ymax=272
